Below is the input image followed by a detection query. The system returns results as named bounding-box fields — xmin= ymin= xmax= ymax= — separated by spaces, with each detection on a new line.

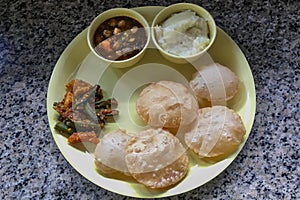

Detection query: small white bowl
xmin=87 ymin=8 xmax=150 ymax=68
xmin=151 ymin=3 xmax=217 ymax=64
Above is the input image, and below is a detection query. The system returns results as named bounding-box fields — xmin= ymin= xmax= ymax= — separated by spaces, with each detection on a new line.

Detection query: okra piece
xmin=73 ymin=120 xmax=101 ymax=130
xmin=54 ymin=121 xmax=75 ymax=134
xmin=65 ymin=120 xmax=75 ymax=129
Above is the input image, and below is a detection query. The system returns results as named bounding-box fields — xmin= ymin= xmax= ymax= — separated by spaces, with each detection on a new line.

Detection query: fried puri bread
xmin=125 ymin=128 xmax=189 ymax=189
xmin=190 ymin=63 xmax=240 ymax=103
xmin=94 ymin=129 xmax=131 ymax=175
xmin=184 ymin=106 xmax=246 ymax=162
xmin=136 ymin=81 xmax=198 ymax=129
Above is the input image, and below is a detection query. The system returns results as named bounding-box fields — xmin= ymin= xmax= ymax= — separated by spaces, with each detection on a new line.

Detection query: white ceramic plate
xmin=47 ymin=6 xmax=256 ymax=198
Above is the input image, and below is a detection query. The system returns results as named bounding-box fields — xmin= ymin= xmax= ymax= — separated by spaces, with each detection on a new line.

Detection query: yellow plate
xmin=47 ymin=6 xmax=256 ymax=198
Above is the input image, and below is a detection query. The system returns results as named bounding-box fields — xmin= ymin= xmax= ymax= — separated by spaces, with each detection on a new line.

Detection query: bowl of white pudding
xmin=151 ymin=3 xmax=216 ymax=64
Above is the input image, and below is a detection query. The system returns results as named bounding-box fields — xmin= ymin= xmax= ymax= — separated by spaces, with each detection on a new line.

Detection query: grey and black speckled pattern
xmin=0 ymin=0 xmax=299 ymax=199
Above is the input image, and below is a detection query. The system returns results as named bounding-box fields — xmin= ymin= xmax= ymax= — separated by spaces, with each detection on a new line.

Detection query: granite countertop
xmin=0 ymin=0 xmax=299 ymax=199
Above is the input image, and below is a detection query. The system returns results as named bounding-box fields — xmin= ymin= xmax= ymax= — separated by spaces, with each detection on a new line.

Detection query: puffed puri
xmin=136 ymin=80 xmax=199 ymax=129
xmin=94 ymin=129 xmax=132 ymax=175
xmin=184 ymin=106 xmax=246 ymax=162
xmin=189 ymin=63 xmax=240 ymax=103
xmin=125 ymin=128 xmax=189 ymax=189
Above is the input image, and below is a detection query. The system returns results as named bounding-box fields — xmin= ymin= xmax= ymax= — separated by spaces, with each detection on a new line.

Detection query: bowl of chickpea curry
xmin=87 ymin=8 xmax=150 ymax=68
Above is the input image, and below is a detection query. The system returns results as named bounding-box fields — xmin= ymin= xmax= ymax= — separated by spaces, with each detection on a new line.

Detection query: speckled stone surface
xmin=0 ymin=0 xmax=299 ymax=199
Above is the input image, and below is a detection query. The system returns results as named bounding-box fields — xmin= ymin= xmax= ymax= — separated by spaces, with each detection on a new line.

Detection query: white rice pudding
xmin=155 ymin=10 xmax=210 ymax=57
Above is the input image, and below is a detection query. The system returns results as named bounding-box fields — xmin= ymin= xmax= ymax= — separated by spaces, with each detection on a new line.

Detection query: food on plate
xmin=53 ymin=79 xmax=119 ymax=145
xmin=93 ymin=16 xmax=147 ymax=61
xmin=190 ymin=63 xmax=240 ymax=104
xmin=155 ymin=10 xmax=210 ymax=57
xmin=68 ymin=131 xmax=99 ymax=144
xmin=125 ymin=128 xmax=189 ymax=188
xmin=94 ymin=129 xmax=132 ymax=175
xmin=136 ymin=81 xmax=198 ymax=131
xmin=184 ymin=106 xmax=246 ymax=162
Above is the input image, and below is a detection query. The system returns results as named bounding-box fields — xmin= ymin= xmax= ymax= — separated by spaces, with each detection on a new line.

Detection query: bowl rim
xmin=151 ymin=3 xmax=217 ymax=60
xmin=87 ymin=8 xmax=151 ymax=64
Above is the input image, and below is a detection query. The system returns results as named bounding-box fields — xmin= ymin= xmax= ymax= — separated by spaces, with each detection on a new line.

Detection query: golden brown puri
xmin=125 ymin=128 xmax=189 ymax=188
xmin=136 ymin=81 xmax=198 ymax=130
xmin=184 ymin=106 xmax=246 ymax=162
xmin=190 ymin=63 xmax=240 ymax=104
xmin=94 ymin=129 xmax=132 ymax=175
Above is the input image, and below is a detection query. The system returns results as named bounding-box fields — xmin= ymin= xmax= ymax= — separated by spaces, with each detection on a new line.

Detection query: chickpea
xmin=107 ymin=55 xmax=114 ymax=60
xmin=103 ymin=30 xmax=112 ymax=38
xmin=113 ymin=27 xmax=121 ymax=35
xmin=129 ymin=38 xmax=135 ymax=43
xmin=108 ymin=19 xmax=117 ymax=27
xmin=122 ymin=47 xmax=131 ymax=54
xmin=117 ymin=20 xmax=126 ymax=28
xmin=116 ymin=50 xmax=123 ymax=57
xmin=123 ymin=31 xmax=129 ymax=38
xmin=131 ymin=26 xmax=138 ymax=34
xmin=112 ymin=41 xmax=120 ymax=50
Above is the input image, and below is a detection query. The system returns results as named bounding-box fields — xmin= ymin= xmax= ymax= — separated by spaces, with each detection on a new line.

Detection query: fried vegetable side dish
xmin=53 ymin=79 xmax=119 ymax=145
